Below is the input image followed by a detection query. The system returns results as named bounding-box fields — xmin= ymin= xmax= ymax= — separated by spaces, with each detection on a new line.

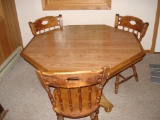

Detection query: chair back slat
xmin=78 ymin=88 xmax=82 ymax=112
xmin=57 ymin=88 xmax=63 ymax=111
xmin=46 ymin=84 xmax=56 ymax=108
xmin=96 ymin=85 xmax=103 ymax=105
xmin=67 ymin=88 xmax=73 ymax=112
xmin=88 ymin=86 xmax=92 ymax=109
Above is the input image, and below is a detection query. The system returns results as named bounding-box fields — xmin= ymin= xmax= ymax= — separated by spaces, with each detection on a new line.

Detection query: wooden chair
xmin=29 ymin=14 xmax=63 ymax=36
xmin=36 ymin=67 xmax=110 ymax=120
xmin=114 ymin=14 xmax=149 ymax=94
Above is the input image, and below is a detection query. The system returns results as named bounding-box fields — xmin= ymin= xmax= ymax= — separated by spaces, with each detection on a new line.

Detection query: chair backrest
xmin=114 ymin=14 xmax=149 ymax=42
xmin=29 ymin=14 xmax=63 ymax=36
xmin=36 ymin=67 xmax=109 ymax=118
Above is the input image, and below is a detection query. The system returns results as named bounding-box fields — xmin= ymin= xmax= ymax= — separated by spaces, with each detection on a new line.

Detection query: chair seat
xmin=53 ymin=86 xmax=99 ymax=118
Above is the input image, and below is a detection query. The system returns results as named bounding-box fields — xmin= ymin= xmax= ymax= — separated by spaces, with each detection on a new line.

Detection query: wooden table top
xmin=21 ymin=25 xmax=145 ymax=78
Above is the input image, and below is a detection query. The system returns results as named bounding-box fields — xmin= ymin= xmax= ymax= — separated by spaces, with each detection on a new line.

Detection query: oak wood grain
xmin=0 ymin=17 xmax=11 ymax=64
xmin=21 ymin=25 xmax=145 ymax=78
xmin=41 ymin=0 xmax=111 ymax=10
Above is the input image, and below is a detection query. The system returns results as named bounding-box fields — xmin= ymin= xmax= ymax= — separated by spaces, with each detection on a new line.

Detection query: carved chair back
xmin=114 ymin=14 xmax=149 ymax=42
xmin=36 ymin=67 xmax=109 ymax=119
xmin=29 ymin=14 xmax=63 ymax=36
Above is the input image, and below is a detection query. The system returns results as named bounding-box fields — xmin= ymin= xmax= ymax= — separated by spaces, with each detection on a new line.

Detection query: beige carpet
xmin=0 ymin=53 xmax=160 ymax=120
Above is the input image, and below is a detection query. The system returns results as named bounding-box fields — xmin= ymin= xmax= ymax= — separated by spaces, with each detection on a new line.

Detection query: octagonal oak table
xmin=21 ymin=25 xmax=145 ymax=112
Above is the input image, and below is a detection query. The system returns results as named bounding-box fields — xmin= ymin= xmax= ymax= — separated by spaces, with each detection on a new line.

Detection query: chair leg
xmin=90 ymin=109 xmax=99 ymax=120
xmin=115 ymin=65 xmax=138 ymax=94
xmin=132 ymin=65 xmax=138 ymax=82
xmin=56 ymin=113 xmax=64 ymax=120
xmin=94 ymin=110 xmax=99 ymax=120
xmin=115 ymin=74 xmax=120 ymax=94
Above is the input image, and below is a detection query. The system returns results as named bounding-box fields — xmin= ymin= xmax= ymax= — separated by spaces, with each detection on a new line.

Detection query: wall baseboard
xmin=144 ymin=50 xmax=160 ymax=54
xmin=0 ymin=46 xmax=22 ymax=82
xmin=154 ymin=52 xmax=160 ymax=54
xmin=144 ymin=50 xmax=151 ymax=53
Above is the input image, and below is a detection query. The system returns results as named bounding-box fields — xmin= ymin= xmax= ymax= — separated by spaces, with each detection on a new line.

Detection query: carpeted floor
xmin=0 ymin=53 xmax=160 ymax=120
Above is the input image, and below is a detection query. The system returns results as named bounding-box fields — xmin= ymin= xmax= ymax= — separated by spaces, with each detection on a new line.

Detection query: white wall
xmin=15 ymin=0 xmax=158 ymax=50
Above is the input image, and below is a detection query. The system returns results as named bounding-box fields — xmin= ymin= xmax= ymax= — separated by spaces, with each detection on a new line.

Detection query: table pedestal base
xmin=100 ymin=94 xmax=113 ymax=112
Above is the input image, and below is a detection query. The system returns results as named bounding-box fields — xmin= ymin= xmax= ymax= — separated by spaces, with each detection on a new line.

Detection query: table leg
xmin=0 ymin=104 xmax=8 ymax=120
xmin=100 ymin=94 xmax=113 ymax=112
